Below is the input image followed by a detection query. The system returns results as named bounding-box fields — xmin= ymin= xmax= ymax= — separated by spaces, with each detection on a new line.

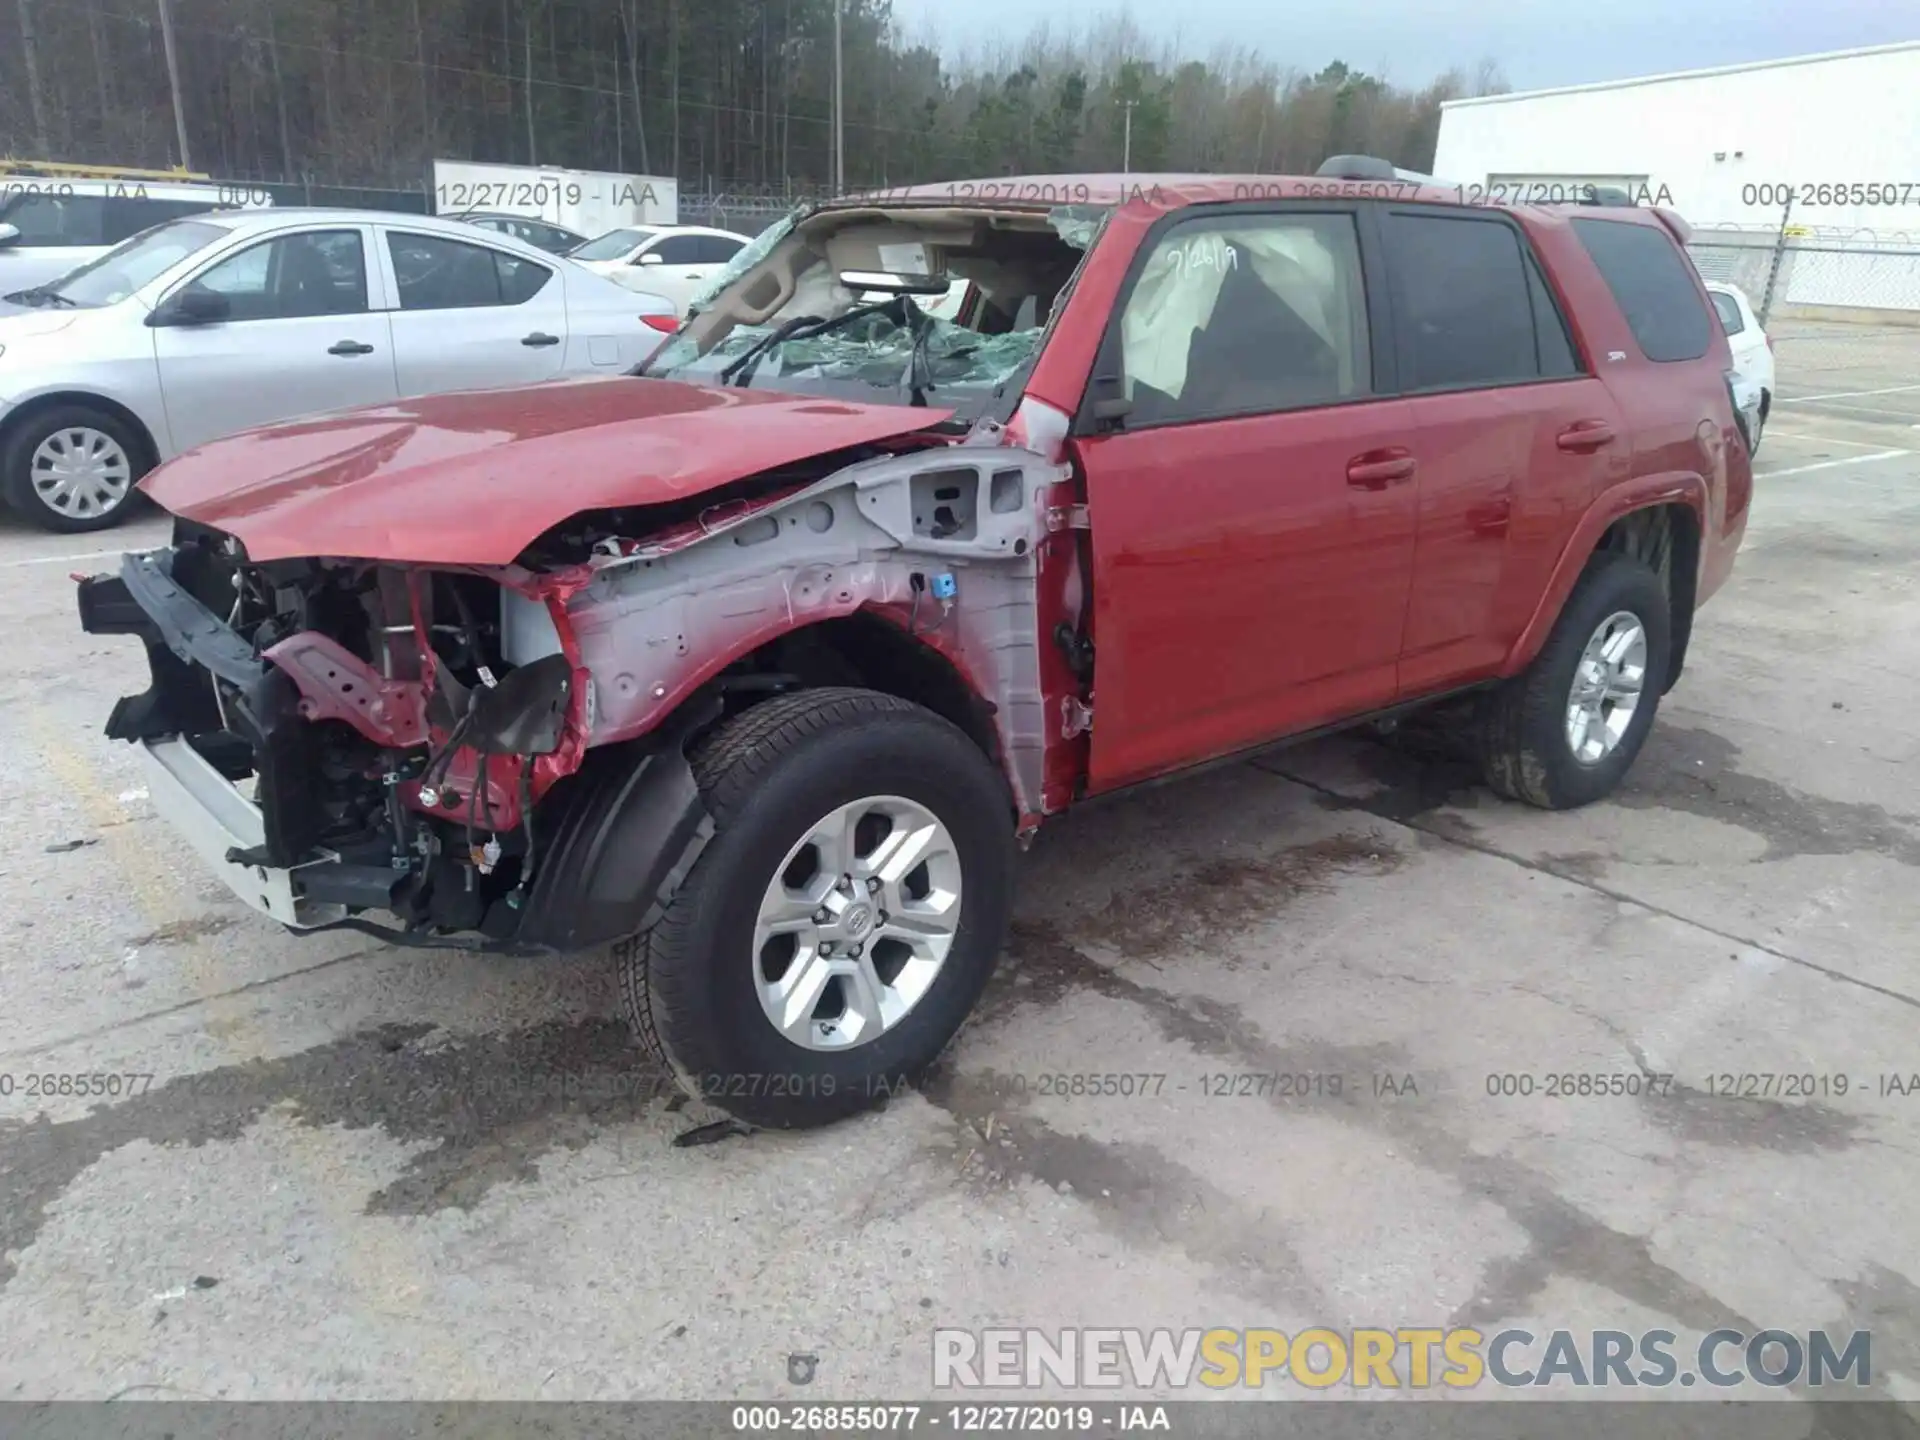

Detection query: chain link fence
xmin=218 ymin=171 xmax=1920 ymax=320
xmin=677 ymin=193 xmax=806 ymax=234
xmin=254 ymin=178 xmax=433 ymax=213
xmin=1690 ymin=217 xmax=1920 ymax=325
xmin=209 ymin=172 xmax=816 ymax=237
xmin=676 ymin=181 xmax=853 ymax=234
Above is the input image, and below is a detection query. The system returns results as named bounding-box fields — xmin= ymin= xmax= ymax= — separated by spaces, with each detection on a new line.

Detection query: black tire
xmin=1 ymin=404 xmax=149 ymax=533
xmin=617 ymin=687 xmax=1016 ymax=1128
xmin=1475 ymin=550 xmax=1671 ymax=810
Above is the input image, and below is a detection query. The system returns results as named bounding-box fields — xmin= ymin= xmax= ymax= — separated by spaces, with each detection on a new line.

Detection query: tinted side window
xmin=1118 ymin=213 xmax=1372 ymax=425
xmin=652 ymin=234 xmax=707 ymax=264
xmin=1571 ymin=217 xmax=1712 ymax=362
xmin=3 ymin=194 xmax=106 ymax=246
xmin=497 ymin=251 xmax=553 ymax=304
xmin=1526 ymin=260 xmax=1582 ymax=377
xmin=191 ymin=230 xmax=368 ymax=320
xmin=694 ymin=235 xmax=744 ymax=264
xmin=103 ymin=196 xmax=217 ymax=244
xmin=1710 ymin=291 xmax=1746 ymax=335
xmin=1384 ymin=212 xmax=1538 ymax=389
xmin=389 ymin=233 xmax=548 ymax=308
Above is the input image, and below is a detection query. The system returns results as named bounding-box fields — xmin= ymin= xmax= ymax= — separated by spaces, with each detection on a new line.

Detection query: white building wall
xmin=1432 ymin=43 xmax=1920 ymax=238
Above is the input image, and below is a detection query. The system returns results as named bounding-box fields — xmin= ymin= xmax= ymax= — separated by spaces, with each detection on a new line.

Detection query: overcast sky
xmin=888 ymin=0 xmax=1915 ymax=91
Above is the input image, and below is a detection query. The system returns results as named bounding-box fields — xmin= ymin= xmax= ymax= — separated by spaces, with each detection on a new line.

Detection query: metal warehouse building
xmin=1431 ymin=42 xmax=1920 ymax=321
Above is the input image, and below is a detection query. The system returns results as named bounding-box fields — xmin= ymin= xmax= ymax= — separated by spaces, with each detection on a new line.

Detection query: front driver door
xmin=154 ymin=226 xmax=398 ymax=454
xmin=1069 ymin=204 xmax=1420 ymax=793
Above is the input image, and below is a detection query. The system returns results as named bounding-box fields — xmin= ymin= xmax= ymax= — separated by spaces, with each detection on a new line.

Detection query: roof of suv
xmin=833 ymin=173 xmax=1679 ymax=227
xmin=837 ymin=173 xmax=1463 ymax=208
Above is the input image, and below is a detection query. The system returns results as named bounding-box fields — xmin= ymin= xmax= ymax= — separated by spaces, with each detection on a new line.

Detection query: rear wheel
xmin=1475 ymin=550 xmax=1671 ymax=810
xmin=617 ymin=687 xmax=1015 ymax=1128
xmin=1 ymin=405 xmax=148 ymax=533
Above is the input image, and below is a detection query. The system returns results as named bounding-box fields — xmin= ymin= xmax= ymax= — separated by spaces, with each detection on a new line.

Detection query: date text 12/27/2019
xmin=729 ymin=1404 xmax=1172 ymax=1432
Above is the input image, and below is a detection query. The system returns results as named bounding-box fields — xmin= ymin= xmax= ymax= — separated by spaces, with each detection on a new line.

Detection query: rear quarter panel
xmin=1501 ymin=209 xmax=1750 ymax=674
xmin=558 ymin=263 xmax=666 ymax=371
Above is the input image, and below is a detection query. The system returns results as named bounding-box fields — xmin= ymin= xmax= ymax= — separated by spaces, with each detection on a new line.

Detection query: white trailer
xmin=430 ymin=160 xmax=677 ymax=235
xmin=1432 ymin=42 xmax=1920 ymax=234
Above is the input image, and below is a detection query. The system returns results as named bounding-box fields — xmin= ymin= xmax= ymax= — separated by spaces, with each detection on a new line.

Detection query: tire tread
xmin=1475 ymin=549 xmax=1669 ymax=811
xmin=617 ymin=687 xmax=1001 ymax=1124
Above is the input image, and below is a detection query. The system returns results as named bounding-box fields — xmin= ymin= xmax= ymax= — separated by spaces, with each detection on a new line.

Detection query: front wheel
xmin=1475 ymin=550 xmax=1671 ymax=810
xmin=618 ymin=687 xmax=1016 ymax=1128
xmin=1 ymin=405 xmax=148 ymax=533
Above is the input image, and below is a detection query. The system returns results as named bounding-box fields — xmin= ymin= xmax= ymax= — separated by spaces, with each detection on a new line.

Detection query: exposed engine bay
xmin=77 ymin=427 xmax=1081 ymax=953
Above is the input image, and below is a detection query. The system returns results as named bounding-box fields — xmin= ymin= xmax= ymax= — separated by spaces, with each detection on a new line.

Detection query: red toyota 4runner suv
xmin=77 ymin=166 xmax=1752 ymax=1127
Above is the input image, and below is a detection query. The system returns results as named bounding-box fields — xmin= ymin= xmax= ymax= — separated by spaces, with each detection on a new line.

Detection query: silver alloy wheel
xmin=1566 ymin=609 xmax=1648 ymax=765
xmin=752 ymin=794 xmax=963 ymax=1052
xmin=30 ymin=427 xmax=133 ymax=520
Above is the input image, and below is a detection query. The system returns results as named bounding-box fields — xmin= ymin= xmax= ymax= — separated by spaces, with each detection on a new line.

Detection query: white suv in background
xmin=1706 ymin=281 xmax=1775 ymax=451
xmin=568 ymin=225 xmax=752 ymax=315
xmin=0 ymin=176 xmax=263 ymax=300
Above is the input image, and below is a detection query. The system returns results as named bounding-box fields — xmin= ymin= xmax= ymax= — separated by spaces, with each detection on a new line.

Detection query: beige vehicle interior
xmin=675 ymin=207 xmax=1088 ymax=354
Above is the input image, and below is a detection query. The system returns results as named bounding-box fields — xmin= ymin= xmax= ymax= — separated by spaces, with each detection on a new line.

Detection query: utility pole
xmin=16 ymin=0 xmax=52 ymax=157
xmin=832 ymin=0 xmax=845 ymax=193
xmin=1117 ymin=98 xmax=1138 ymax=174
xmin=156 ymin=0 xmax=192 ymax=168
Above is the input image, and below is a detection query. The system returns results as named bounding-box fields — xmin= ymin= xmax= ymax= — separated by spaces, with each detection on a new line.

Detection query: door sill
xmin=1073 ymin=682 xmax=1493 ymax=812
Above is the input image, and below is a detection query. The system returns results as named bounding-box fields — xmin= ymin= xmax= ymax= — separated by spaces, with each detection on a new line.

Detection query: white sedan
xmin=567 ymin=225 xmax=752 ymax=315
xmin=1706 ymin=281 xmax=1775 ymax=451
xmin=0 ymin=208 xmax=678 ymax=532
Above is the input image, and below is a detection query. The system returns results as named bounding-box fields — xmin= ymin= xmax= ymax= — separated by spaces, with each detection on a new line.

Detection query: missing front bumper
xmin=138 ymin=736 xmax=348 ymax=930
xmin=80 ymin=546 xmax=717 ymax=954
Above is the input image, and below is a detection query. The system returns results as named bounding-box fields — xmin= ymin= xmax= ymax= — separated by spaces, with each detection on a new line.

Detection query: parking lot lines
xmin=1762 ymin=427 xmax=1908 ymax=450
xmin=0 ymin=314 xmax=1916 ymax=1400
xmin=1755 ymin=449 xmax=1910 ymax=478
xmin=1777 ymin=381 xmax=1920 ymax=403
xmin=0 ymin=547 xmax=135 ymax=570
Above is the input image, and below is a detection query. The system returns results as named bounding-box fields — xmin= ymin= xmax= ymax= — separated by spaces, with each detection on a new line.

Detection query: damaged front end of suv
xmin=77 ymin=421 xmax=1072 ymax=953
xmin=76 ymin=195 xmax=1103 ymax=966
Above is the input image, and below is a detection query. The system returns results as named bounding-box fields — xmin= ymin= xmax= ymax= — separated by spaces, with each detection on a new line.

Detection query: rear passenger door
xmin=378 ymin=229 xmax=569 ymax=393
xmin=1379 ymin=207 xmax=1628 ymax=695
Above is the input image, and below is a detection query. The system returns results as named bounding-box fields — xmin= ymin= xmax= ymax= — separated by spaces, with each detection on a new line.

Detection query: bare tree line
xmin=4 ymin=0 xmax=1507 ymax=189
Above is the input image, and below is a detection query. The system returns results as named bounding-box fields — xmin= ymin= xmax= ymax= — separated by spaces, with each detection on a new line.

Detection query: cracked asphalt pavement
xmin=0 ymin=319 xmax=1916 ymax=1403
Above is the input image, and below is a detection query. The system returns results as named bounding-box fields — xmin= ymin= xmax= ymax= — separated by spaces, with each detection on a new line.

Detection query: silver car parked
xmin=0 ymin=208 xmax=678 ymax=532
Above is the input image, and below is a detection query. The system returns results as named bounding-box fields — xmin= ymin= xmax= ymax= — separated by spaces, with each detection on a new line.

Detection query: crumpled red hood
xmin=142 ymin=376 xmax=953 ymax=565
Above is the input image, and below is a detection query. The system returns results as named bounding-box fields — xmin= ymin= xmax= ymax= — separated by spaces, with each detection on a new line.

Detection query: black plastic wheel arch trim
xmin=509 ymin=725 xmax=717 ymax=953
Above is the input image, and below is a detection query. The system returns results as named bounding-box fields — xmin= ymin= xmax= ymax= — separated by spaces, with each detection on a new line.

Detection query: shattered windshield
xmin=685 ymin=207 xmax=803 ymax=318
xmin=642 ymin=203 xmax=1104 ymax=422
